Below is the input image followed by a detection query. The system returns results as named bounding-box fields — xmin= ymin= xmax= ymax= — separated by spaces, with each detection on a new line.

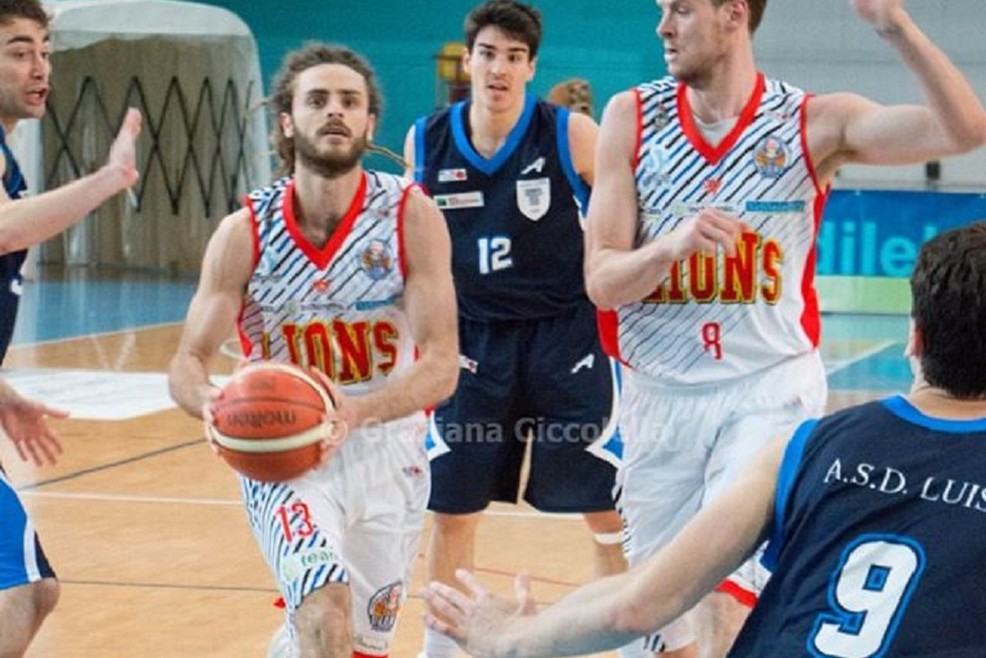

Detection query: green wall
xmin=199 ymin=1 xmax=667 ymax=172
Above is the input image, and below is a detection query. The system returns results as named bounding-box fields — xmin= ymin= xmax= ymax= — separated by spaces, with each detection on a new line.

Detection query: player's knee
xmin=294 ymin=584 xmax=352 ymax=656
xmin=34 ymin=578 xmax=60 ymax=619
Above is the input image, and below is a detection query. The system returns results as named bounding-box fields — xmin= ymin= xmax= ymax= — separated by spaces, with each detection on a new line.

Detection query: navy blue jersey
xmin=729 ymin=396 xmax=986 ymax=658
xmin=0 ymin=126 xmax=27 ymax=363
xmin=413 ymin=94 xmax=590 ymax=321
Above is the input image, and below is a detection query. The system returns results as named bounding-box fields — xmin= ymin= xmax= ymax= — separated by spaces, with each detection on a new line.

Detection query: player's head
xmin=548 ymin=78 xmax=593 ymax=117
xmin=269 ymin=42 xmax=381 ymax=177
xmin=0 ymin=0 xmax=51 ymax=127
xmin=463 ymin=1 xmax=540 ymax=110
xmin=657 ymin=0 xmax=765 ymax=87
xmin=909 ymin=220 xmax=986 ymax=399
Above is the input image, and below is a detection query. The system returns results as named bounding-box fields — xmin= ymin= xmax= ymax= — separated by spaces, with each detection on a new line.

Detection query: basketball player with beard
xmin=168 ymin=43 xmax=459 ymax=658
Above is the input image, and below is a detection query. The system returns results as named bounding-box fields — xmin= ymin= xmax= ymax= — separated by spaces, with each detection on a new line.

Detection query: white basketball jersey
xmin=238 ymin=171 xmax=417 ymax=396
xmin=601 ymin=74 xmax=827 ymax=385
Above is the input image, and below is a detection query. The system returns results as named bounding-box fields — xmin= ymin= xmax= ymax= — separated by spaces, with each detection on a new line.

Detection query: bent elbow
xmin=435 ymin=355 xmax=460 ymax=401
xmin=610 ymin=600 xmax=657 ymax=638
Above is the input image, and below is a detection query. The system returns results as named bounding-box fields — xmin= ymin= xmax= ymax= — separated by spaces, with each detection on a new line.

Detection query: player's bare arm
xmin=424 ymin=436 xmax=786 ymax=658
xmin=809 ymin=0 xmax=986 ymax=182
xmin=585 ymin=93 xmax=745 ymax=310
xmin=339 ymin=187 xmax=458 ymax=430
xmin=0 ymin=108 xmax=141 ymax=255
xmin=567 ymin=110 xmax=598 ymax=186
xmin=168 ymin=208 xmax=254 ymax=419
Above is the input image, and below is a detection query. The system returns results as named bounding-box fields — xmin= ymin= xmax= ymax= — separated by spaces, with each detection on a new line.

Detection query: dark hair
xmin=269 ymin=42 xmax=382 ymax=174
xmin=0 ymin=0 xmax=49 ymax=28
xmin=910 ymin=220 xmax=986 ymax=399
xmin=465 ymin=1 xmax=542 ymax=59
xmin=713 ymin=0 xmax=766 ymax=34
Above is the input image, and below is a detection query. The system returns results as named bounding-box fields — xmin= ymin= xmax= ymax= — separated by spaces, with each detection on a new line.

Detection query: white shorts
xmin=616 ymin=352 xmax=826 ymax=651
xmin=240 ymin=413 xmax=429 ymax=657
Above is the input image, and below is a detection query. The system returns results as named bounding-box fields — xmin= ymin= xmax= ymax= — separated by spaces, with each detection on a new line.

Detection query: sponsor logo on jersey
xmin=643 ymin=145 xmax=671 ymax=188
xmin=438 ymin=168 xmax=468 ymax=182
xmin=570 ymin=353 xmax=595 ymax=374
xmin=753 ymin=135 xmax=789 ymax=179
xmin=703 ymin=178 xmax=722 ymax=195
xmin=280 ymin=547 xmax=339 ymax=582
xmin=367 ymin=581 xmax=403 ymax=632
xmin=434 ymin=191 xmax=485 ymax=210
xmin=516 ymin=177 xmax=551 ymax=221
xmin=311 ymin=277 xmax=330 ymax=294
xmin=521 ymin=156 xmax=546 ymax=175
xmin=653 ymin=102 xmax=671 ymax=131
xmin=459 ymin=354 xmax=478 ymax=374
xmin=360 ymin=239 xmax=393 ymax=281
xmin=745 ymin=200 xmax=806 ymax=214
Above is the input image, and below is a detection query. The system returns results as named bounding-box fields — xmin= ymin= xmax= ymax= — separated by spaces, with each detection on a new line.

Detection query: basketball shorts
xmin=427 ymin=304 xmax=622 ymax=514
xmin=0 ymin=466 xmax=56 ymax=590
xmin=616 ymin=351 xmax=827 ymax=652
xmin=0 ymin=274 xmax=21 ymax=364
xmin=240 ymin=414 xmax=429 ymax=657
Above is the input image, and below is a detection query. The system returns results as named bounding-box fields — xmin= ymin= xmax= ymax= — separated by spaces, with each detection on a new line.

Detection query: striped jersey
xmin=601 ymin=74 xmax=827 ymax=384
xmin=412 ymin=94 xmax=591 ymax=321
xmin=237 ymin=171 xmax=417 ymax=396
xmin=730 ymin=397 xmax=986 ymax=657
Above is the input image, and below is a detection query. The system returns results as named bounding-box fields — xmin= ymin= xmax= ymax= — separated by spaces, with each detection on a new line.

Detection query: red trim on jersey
xmin=354 ymin=651 xmax=387 ymax=658
xmin=715 ymin=579 xmax=758 ymax=608
xmin=677 ymin=73 xmax=765 ymax=165
xmin=397 ymin=183 xmax=421 ymax=279
xmin=284 ymin=172 xmax=368 ymax=270
xmin=799 ymin=94 xmax=828 ymax=198
xmin=631 ymin=88 xmax=644 ymax=169
xmin=596 ymin=309 xmax=626 ymax=365
xmin=799 ymin=191 xmax=828 ymax=347
xmin=237 ymin=194 xmax=264 ymax=359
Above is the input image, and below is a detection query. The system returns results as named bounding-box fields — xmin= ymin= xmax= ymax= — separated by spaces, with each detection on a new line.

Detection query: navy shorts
xmin=427 ymin=304 xmax=621 ymax=514
xmin=1 ymin=466 xmax=56 ymax=590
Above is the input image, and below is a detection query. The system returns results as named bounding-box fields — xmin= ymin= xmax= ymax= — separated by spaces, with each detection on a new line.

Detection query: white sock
xmin=423 ymin=626 xmax=460 ymax=658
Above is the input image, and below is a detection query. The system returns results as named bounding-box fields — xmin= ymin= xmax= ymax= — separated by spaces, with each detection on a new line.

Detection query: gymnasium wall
xmin=196 ymin=0 xmax=986 ymax=313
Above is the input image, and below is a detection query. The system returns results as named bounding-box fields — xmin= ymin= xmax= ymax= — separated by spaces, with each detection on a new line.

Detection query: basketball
xmin=208 ymin=362 xmax=335 ymax=482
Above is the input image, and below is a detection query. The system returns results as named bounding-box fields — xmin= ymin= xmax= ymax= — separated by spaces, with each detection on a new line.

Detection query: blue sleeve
xmin=412 ymin=116 xmax=427 ymax=184
xmin=555 ymin=107 xmax=590 ymax=213
xmin=761 ymin=419 xmax=819 ymax=571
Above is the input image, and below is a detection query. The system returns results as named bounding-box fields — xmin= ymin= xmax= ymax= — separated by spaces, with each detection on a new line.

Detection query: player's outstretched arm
xmin=339 ymin=186 xmax=458 ymax=430
xmin=423 ymin=437 xmax=787 ymax=658
xmin=0 ymin=377 xmax=67 ymax=467
xmin=811 ymin=1 xmax=985 ymax=175
xmin=0 ymin=108 xmax=142 ymax=255
xmin=168 ymin=209 xmax=254 ymax=420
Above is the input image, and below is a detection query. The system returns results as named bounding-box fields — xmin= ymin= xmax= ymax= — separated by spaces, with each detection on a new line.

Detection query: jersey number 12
xmin=478 ymin=236 xmax=513 ymax=274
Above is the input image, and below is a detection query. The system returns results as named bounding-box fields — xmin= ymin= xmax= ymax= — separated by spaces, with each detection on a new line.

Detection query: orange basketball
xmin=208 ymin=362 xmax=335 ymax=482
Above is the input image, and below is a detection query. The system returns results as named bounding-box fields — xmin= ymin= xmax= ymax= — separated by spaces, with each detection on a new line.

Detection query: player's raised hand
xmin=106 ymin=107 xmax=142 ymax=189
xmin=662 ymin=207 xmax=748 ymax=262
xmin=0 ymin=379 xmax=67 ymax=467
xmin=422 ymin=569 xmax=537 ymax=658
xmin=850 ymin=0 xmax=906 ymax=32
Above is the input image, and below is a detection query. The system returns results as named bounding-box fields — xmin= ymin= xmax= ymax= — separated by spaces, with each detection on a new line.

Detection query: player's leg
xmin=0 ymin=471 xmax=59 ymax=658
xmin=343 ymin=420 xmax=430 ymax=658
xmin=241 ymin=473 xmax=351 ymax=658
xmin=423 ymin=320 xmax=523 ymax=658
xmin=691 ymin=352 xmax=827 ymax=658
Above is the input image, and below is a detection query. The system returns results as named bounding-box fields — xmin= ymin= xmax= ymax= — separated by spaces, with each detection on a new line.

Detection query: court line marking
xmin=17 ymin=438 xmax=204 ymax=490
xmin=824 ymin=339 xmax=898 ymax=377
xmin=8 ymin=320 xmax=184 ymax=348
xmin=18 ymin=488 xmax=581 ymax=520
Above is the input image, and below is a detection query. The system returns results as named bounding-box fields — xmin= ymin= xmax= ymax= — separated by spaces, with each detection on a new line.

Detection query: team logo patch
xmin=438 ymin=168 xmax=468 ymax=183
xmin=753 ymin=135 xmax=789 ymax=179
xmin=516 ymin=177 xmax=551 ymax=221
xmin=360 ymin=239 xmax=393 ymax=281
xmin=653 ymin=102 xmax=671 ymax=131
xmin=367 ymin=581 xmax=404 ymax=632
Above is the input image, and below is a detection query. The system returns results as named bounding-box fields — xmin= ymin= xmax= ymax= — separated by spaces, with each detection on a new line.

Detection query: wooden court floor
xmin=2 ymin=313 xmax=901 ymax=657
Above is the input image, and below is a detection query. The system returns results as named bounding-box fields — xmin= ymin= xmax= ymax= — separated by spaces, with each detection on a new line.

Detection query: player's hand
xmin=421 ymin=569 xmax=537 ymax=658
xmin=0 ymin=385 xmax=68 ymax=467
xmin=850 ymin=0 xmax=906 ymax=33
xmin=106 ymin=107 xmax=142 ymax=189
xmin=201 ymin=385 xmax=224 ymax=456
xmin=662 ymin=208 xmax=749 ymax=262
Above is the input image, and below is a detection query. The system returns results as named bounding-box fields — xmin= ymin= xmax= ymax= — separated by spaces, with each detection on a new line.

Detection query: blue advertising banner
xmin=818 ymin=189 xmax=986 ymax=278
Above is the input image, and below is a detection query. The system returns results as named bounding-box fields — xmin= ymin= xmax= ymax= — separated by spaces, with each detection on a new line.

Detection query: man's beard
xmin=294 ymin=130 xmax=368 ymax=179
